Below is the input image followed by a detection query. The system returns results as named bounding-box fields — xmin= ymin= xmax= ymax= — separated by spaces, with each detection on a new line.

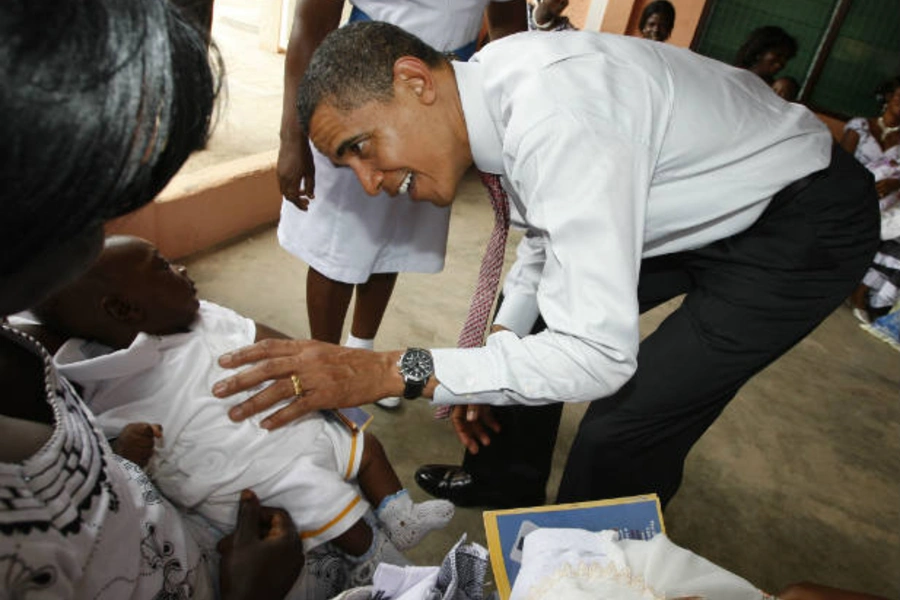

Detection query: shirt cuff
xmin=494 ymin=293 xmax=540 ymax=337
xmin=431 ymin=346 xmax=511 ymax=406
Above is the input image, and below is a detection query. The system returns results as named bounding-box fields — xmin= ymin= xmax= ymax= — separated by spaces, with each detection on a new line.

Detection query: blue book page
xmin=485 ymin=496 xmax=663 ymax=596
xmin=326 ymin=407 xmax=373 ymax=431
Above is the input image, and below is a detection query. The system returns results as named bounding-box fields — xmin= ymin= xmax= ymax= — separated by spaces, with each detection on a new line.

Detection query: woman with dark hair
xmin=735 ymin=25 xmax=798 ymax=84
xmin=842 ymin=76 xmax=900 ymax=345
xmin=0 ymin=1 xmax=302 ymax=598
xmin=638 ymin=0 xmax=675 ymax=42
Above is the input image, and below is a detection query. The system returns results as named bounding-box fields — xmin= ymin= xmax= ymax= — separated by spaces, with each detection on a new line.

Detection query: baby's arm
xmin=112 ymin=422 xmax=162 ymax=467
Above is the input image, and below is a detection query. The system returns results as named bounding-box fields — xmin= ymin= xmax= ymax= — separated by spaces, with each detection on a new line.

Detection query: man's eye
xmin=349 ymin=140 xmax=367 ymax=156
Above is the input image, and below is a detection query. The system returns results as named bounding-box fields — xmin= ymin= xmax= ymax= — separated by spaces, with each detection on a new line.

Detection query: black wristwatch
xmin=397 ymin=347 xmax=434 ymax=399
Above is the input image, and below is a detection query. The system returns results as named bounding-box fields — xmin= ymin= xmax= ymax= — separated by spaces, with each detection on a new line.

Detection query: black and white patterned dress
xmin=0 ymin=324 xmax=215 ymax=599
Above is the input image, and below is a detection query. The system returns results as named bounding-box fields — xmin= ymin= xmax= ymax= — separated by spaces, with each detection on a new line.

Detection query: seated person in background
xmin=527 ymin=0 xmax=576 ymax=31
xmin=638 ymin=0 xmax=675 ymax=43
xmin=735 ymin=25 xmax=798 ymax=85
xmin=772 ymin=75 xmax=800 ymax=101
xmin=33 ymin=235 xmax=454 ymax=588
xmin=840 ymin=76 xmax=900 ymax=323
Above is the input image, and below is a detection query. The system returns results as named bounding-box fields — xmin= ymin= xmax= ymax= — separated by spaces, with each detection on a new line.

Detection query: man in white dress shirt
xmin=214 ymin=22 xmax=879 ymax=509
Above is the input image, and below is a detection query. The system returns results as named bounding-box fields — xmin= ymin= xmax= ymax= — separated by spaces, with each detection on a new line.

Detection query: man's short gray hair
xmin=297 ymin=21 xmax=449 ymax=132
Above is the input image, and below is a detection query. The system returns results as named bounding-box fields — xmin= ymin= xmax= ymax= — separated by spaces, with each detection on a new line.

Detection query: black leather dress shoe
xmin=414 ymin=464 xmax=544 ymax=509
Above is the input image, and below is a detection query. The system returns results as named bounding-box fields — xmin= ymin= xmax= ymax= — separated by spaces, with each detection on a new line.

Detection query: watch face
xmin=400 ymin=348 xmax=433 ymax=382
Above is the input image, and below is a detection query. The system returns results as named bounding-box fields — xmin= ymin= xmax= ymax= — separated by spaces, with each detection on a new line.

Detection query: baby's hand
xmin=113 ymin=423 xmax=163 ymax=468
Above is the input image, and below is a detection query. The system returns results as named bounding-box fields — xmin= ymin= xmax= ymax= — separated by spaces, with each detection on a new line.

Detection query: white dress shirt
xmin=432 ymin=31 xmax=832 ymax=407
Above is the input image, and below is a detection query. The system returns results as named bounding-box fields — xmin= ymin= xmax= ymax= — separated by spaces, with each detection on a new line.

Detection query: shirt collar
xmin=453 ymin=60 xmax=504 ymax=175
xmin=54 ymin=332 xmax=173 ymax=382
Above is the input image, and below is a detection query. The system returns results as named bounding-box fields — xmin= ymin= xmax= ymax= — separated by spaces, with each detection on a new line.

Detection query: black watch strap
xmin=402 ymin=379 xmax=426 ymax=400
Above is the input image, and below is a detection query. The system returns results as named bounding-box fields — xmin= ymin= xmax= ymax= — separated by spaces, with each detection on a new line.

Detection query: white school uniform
xmin=277 ymin=0 xmax=516 ymax=284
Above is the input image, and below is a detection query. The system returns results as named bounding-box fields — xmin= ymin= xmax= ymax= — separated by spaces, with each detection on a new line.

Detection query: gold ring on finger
xmin=291 ymin=374 xmax=303 ymax=397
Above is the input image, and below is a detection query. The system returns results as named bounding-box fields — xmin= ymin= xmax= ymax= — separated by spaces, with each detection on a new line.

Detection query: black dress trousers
xmin=461 ymin=144 xmax=880 ymax=510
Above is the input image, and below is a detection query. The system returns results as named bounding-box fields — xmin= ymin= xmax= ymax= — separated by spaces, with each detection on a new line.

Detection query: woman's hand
xmin=218 ymin=490 xmax=304 ymax=600
xmin=213 ymin=339 xmax=401 ymax=430
xmin=875 ymin=177 xmax=900 ymax=198
xmin=112 ymin=422 xmax=162 ymax=468
xmin=451 ymin=404 xmax=502 ymax=454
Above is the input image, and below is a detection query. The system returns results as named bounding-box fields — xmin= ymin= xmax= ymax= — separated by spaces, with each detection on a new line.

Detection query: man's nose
xmin=352 ymin=163 xmax=384 ymax=196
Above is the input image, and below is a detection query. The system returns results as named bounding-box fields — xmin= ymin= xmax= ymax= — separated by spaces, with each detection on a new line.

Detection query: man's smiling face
xmin=309 ymin=84 xmax=466 ymax=208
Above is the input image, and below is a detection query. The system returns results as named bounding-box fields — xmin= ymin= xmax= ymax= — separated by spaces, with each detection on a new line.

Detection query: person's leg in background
xmin=308 ymin=268 xmax=401 ymax=408
xmin=306 ymin=266 xmax=354 ymax=344
xmin=350 ymin=272 xmax=398 ymax=343
xmin=558 ymin=146 xmax=879 ymax=509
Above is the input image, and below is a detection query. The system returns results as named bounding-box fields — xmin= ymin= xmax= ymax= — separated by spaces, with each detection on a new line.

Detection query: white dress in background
xmin=278 ymin=0 xmax=515 ymax=284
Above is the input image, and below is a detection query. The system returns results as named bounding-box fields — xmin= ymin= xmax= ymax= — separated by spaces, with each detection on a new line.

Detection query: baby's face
xmin=107 ymin=239 xmax=200 ymax=335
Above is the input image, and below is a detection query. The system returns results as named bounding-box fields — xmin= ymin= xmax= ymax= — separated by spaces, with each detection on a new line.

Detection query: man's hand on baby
xmin=213 ymin=339 xmax=398 ymax=430
xmin=113 ymin=422 xmax=162 ymax=467
xmin=451 ymin=404 xmax=501 ymax=454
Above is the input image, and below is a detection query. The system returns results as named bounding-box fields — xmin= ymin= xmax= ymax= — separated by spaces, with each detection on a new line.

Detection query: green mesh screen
xmin=694 ymin=0 xmax=900 ymax=119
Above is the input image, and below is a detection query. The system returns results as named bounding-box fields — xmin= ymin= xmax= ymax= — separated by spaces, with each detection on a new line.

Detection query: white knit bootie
xmin=375 ymin=489 xmax=455 ymax=551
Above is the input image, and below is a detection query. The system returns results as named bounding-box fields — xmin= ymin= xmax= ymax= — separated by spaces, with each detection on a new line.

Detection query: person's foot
xmin=376 ymin=490 xmax=454 ymax=551
xmin=414 ymin=464 xmax=544 ymax=509
xmin=375 ymin=396 xmax=401 ymax=409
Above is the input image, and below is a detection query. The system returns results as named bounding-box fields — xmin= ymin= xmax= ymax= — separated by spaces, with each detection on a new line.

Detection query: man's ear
xmin=393 ymin=56 xmax=437 ymax=104
xmin=101 ymin=295 xmax=144 ymax=324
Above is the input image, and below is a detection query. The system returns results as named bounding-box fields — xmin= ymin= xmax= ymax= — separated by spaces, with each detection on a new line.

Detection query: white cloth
xmin=53 ymin=301 xmax=369 ymax=551
xmin=510 ymin=529 xmax=773 ymax=600
xmin=429 ymin=31 xmax=832 ymax=407
xmin=278 ymin=0 xmax=516 ymax=283
xmin=331 ymin=534 xmax=490 ymax=600
xmin=844 ymin=117 xmax=900 ymax=239
xmin=0 ymin=324 xmax=215 ymax=599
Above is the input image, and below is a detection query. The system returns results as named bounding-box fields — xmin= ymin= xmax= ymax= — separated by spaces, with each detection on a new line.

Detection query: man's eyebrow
xmin=335 ymin=134 xmax=366 ymax=159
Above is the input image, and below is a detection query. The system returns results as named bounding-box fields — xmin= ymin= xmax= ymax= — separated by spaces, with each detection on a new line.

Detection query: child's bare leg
xmin=359 ymin=432 xmax=455 ymax=551
xmin=329 ymin=519 xmax=373 ymax=557
xmin=357 ymin=432 xmax=403 ymax=505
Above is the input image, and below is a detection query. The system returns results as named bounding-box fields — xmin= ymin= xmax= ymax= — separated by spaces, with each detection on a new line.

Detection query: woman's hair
xmin=298 ymin=21 xmax=449 ymax=133
xmin=734 ymin=26 xmax=798 ymax=69
xmin=0 ymin=0 xmax=221 ymax=275
xmin=875 ymin=76 xmax=900 ymax=106
xmin=639 ymin=1 xmax=676 ymax=31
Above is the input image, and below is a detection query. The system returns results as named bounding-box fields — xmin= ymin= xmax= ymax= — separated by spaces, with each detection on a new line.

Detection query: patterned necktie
xmin=434 ymin=171 xmax=510 ymax=419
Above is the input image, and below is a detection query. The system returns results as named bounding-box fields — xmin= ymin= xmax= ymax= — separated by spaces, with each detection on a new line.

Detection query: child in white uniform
xmin=34 ymin=235 xmax=454 ymax=586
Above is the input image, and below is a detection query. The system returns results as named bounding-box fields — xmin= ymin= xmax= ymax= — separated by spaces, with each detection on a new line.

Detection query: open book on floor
xmin=483 ymin=494 xmax=665 ymax=599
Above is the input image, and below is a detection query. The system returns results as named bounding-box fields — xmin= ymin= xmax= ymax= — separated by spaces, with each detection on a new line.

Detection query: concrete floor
xmin=177 ymin=3 xmax=900 ymax=597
